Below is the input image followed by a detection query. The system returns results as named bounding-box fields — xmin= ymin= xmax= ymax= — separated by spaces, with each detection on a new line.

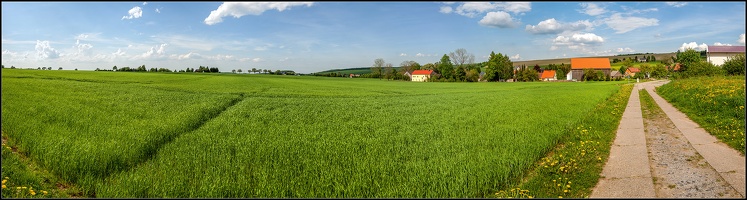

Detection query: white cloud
xmin=35 ymin=40 xmax=60 ymax=59
xmin=155 ymin=8 xmax=160 ymax=13
xmin=252 ymin=58 xmax=262 ymax=62
xmin=454 ymin=2 xmax=497 ymax=17
xmin=603 ymin=13 xmax=659 ymax=34
xmin=713 ymin=42 xmax=732 ymax=46
xmin=143 ymin=2 xmax=147 ymax=5
xmin=497 ymin=2 xmax=531 ymax=14
xmin=173 ymin=52 xmax=201 ymax=60
xmin=654 ymin=33 xmax=662 ymax=39
xmin=525 ymin=18 xmax=593 ymax=34
xmin=665 ymin=2 xmax=688 ymax=7
xmin=122 ymin=6 xmax=143 ymax=20
xmin=552 ymin=33 xmax=604 ymax=52
xmin=739 ymin=34 xmax=745 ymax=44
xmin=204 ymin=2 xmax=313 ymax=25
xmin=139 ymin=43 xmax=168 ymax=59
xmin=580 ymin=3 xmax=606 ymax=16
xmin=478 ymin=11 xmax=517 ymax=28
xmin=399 ymin=53 xmax=407 ymax=56
xmin=113 ymin=48 xmax=126 ymax=57
xmin=451 ymin=2 xmax=531 ymax=17
xmin=616 ymin=47 xmax=635 ymax=53
xmin=679 ymin=42 xmax=708 ymax=51
xmin=75 ymin=34 xmax=89 ymax=40
xmin=439 ymin=6 xmax=453 ymax=14
xmin=416 ymin=53 xmax=425 ymax=57
xmin=510 ymin=54 xmax=521 ymax=60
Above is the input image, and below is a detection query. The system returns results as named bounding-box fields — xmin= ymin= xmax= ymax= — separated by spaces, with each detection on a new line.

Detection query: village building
xmin=707 ymin=45 xmax=746 ymax=66
xmin=411 ymin=69 xmax=434 ymax=82
xmin=625 ymin=67 xmax=640 ymax=77
xmin=567 ymin=58 xmax=611 ymax=81
xmin=540 ymin=70 xmax=556 ymax=81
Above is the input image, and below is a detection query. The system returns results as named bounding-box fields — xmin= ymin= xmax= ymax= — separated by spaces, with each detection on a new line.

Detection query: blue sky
xmin=2 ymin=2 xmax=745 ymax=73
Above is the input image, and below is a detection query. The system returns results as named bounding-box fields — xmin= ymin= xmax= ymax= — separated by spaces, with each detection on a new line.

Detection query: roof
xmin=667 ymin=63 xmax=681 ymax=71
xmin=570 ymin=58 xmax=611 ymax=69
xmin=707 ymin=45 xmax=746 ymax=53
xmin=627 ymin=67 xmax=640 ymax=73
xmin=540 ymin=70 xmax=556 ymax=79
xmin=411 ymin=69 xmax=434 ymax=75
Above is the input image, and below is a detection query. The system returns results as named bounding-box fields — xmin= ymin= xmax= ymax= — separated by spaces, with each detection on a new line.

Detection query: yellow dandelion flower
xmin=559 ymin=196 xmax=563 ymax=198
xmin=42 ymin=190 xmax=48 ymax=195
xmin=564 ymin=189 xmax=568 ymax=193
xmin=2 ymin=185 xmax=6 ymax=189
xmin=1 ymin=179 xmax=6 ymax=184
xmin=30 ymin=190 xmax=36 ymax=196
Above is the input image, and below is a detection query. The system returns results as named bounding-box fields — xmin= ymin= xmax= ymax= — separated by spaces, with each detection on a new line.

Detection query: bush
xmin=722 ymin=54 xmax=745 ymax=76
xmin=684 ymin=61 xmax=723 ymax=78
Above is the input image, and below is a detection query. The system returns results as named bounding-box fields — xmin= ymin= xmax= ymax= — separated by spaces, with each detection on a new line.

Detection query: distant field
xmin=2 ymin=69 xmax=623 ymax=198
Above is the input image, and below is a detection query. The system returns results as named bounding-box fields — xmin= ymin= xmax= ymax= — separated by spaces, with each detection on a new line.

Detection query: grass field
xmin=656 ymin=76 xmax=746 ymax=155
xmin=2 ymin=69 xmax=626 ymax=198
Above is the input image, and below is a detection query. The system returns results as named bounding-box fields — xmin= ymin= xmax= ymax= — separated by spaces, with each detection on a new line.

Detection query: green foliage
xmin=484 ymin=51 xmax=514 ymax=82
xmin=514 ymin=65 xmax=539 ymax=82
xmin=657 ymin=76 xmax=745 ymax=155
xmin=683 ymin=61 xmax=723 ymax=78
xmin=438 ymin=54 xmax=454 ymax=80
xmin=722 ymin=54 xmax=746 ymax=75
xmin=675 ymin=49 xmax=702 ymax=72
xmin=2 ymin=69 xmax=623 ymax=198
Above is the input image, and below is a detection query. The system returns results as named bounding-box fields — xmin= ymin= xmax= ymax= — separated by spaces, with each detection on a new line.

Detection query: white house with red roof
xmin=411 ymin=69 xmax=434 ymax=82
xmin=540 ymin=70 xmax=556 ymax=81
xmin=707 ymin=45 xmax=746 ymax=66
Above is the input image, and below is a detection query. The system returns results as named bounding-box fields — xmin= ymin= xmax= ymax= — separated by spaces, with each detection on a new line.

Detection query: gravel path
xmin=641 ymin=89 xmax=741 ymax=198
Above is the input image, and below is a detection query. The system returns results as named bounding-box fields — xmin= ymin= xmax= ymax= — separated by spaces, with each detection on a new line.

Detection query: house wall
xmin=412 ymin=74 xmax=429 ymax=82
xmin=709 ymin=52 xmax=744 ymax=66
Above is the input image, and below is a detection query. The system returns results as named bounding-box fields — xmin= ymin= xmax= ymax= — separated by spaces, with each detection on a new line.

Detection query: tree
xmin=237 ymin=69 xmax=242 ymax=73
xmin=582 ymin=68 xmax=598 ymax=81
xmin=466 ymin=68 xmax=479 ymax=82
xmin=371 ymin=58 xmax=385 ymax=79
xmin=422 ymin=63 xmax=436 ymax=71
xmin=232 ymin=69 xmax=236 ymax=73
xmin=275 ymin=70 xmax=281 ymax=74
xmin=75 ymin=68 xmax=78 ymax=71
xmin=650 ymin=55 xmax=656 ymax=62
xmin=58 ymin=67 xmax=63 ymax=70
xmin=639 ymin=63 xmax=652 ymax=78
xmin=484 ymin=51 xmax=513 ymax=82
xmin=618 ymin=65 xmax=628 ymax=76
xmin=39 ymin=67 xmax=43 ymax=70
xmin=438 ymin=54 xmax=454 ymax=80
xmin=722 ymin=53 xmax=745 ymax=75
xmin=675 ymin=48 xmax=701 ymax=72
xmin=383 ymin=63 xmax=395 ymax=80
xmin=650 ymin=63 xmax=667 ymax=78
xmin=113 ymin=66 xmax=118 ymax=71
xmin=454 ymin=65 xmax=466 ymax=81
xmin=251 ymin=68 xmax=257 ymax=74
xmin=399 ymin=60 xmax=420 ymax=72
xmin=448 ymin=48 xmax=475 ymax=67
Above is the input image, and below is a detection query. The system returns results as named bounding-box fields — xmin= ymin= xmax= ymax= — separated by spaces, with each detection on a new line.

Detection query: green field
xmin=2 ymin=69 xmax=625 ymax=198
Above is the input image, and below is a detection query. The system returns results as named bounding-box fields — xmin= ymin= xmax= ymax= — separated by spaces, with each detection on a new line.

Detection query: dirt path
xmin=640 ymin=89 xmax=741 ymax=198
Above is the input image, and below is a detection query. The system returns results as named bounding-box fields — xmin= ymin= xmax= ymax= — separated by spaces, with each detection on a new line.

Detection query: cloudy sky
xmin=2 ymin=2 xmax=745 ymax=73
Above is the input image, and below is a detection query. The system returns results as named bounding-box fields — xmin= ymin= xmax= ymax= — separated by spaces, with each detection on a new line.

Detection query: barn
xmin=707 ymin=45 xmax=746 ymax=66
xmin=567 ymin=58 xmax=611 ymax=81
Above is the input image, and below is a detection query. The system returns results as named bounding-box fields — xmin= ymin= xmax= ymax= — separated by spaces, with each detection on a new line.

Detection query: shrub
xmin=722 ymin=54 xmax=745 ymax=76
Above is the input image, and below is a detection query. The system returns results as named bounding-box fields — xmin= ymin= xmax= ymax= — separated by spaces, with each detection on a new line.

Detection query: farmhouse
xmin=540 ymin=70 xmax=556 ymax=81
xmin=610 ymin=71 xmax=623 ymax=79
xmin=666 ymin=63 xmax=681 ymax=71
xmin=707 ymin=45 xmax=746 ymax=66
xmin=403 ymin=70 xmax=414 ymax=79
xmin=625 ymin=67 xmax=640 ymax=77
xmin=411 ymin=69 xmax=434 ymax=82
xmin=567 ymin=58 xmax=611 ymax=80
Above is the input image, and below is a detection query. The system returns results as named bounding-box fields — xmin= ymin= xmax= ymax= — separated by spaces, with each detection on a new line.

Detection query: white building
xmin=707 ymin=46 xmax=745 ymax=66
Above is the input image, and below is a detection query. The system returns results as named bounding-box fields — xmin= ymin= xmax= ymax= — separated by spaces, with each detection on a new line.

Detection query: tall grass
xmin=656 ymin=76 xmax=746 ymax=155
xmin=1 ymin=69 xmax=623 ymax=197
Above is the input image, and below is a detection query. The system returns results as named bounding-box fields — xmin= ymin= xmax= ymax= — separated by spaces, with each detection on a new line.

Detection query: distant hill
xmin=314 ymin=52 xmax=678 ymax=74
xmin=315 ymin=67 xmax=404 ymax=75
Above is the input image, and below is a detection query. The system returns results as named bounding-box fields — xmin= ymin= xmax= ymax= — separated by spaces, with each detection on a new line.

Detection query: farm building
xmin=610 ymin=71 xmax=623 ymax=79
xmin=411 ymin=70 xmax=434 ymax=82
xmin=707 ymin=45 xmax=746 ymax=66
xmin=403 ymin=70 xmax=414 ymax=79
xmin=625 ymin=67 xmax=640 ymax=77
xmin=567 ymin=58 xmax=611 ymax=80
xmin=666 ymin=63 xmax=681 ymax=71
xmin=540 ymin=70 xmax=556 ymax=81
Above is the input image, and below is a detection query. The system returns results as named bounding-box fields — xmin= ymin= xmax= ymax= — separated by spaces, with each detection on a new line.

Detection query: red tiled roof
xmin=412 ymin=69 xmax=433 ymax=75
xmin=627 ymin=67 xmax=640 ymax=73
xmin=708 ymin=46 xmax=745 ymax=53
xmin=570 ymin=58 xmax=611 ymax=69
xmin=540 ymin=70 xmax=556 ymax=79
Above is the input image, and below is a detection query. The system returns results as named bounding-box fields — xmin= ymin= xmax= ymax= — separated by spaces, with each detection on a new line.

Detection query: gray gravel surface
xmin=642 ymin=91 xmax=741 ymax=198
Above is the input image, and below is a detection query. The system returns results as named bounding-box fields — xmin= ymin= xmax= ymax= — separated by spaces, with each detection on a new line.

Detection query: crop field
xmin=2 ymin=69 xmax=624 ymax=198
xmin=657 ymin=76 xmax=746 ymax=155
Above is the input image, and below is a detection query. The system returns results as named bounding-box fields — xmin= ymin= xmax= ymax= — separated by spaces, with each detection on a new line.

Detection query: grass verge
xmin=656 ymin=76 xmax=745 ymax=155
